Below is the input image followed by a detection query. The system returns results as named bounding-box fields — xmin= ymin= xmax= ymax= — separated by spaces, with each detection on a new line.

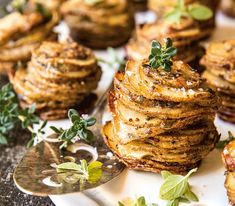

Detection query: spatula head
xmin=13 ymin=134 xmax=125 ymax=196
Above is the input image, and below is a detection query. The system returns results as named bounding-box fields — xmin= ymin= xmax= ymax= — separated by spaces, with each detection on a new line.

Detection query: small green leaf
xmin=184 ymin=185 xmax=199 ymax=202
xmin=86 ymin=117 xmax=96 ymax=126
xmin=178 ymin=197 xmax=190 ymax=203
xmin=160 ymin=168 xmax=197 ymax=200
xmin=161 ymin=171 xmax=172 ymax=180
xmin=152 ymin=41 xmax=161 ymax=50
xmin=165 ymin=38 xmax=173 ymax=48
xmin=80 ymin=159 xmax=88 ymax=174
xmin=167 ymin=199 xmax=179 ymax=206
xmin=57 ymin=162 xmax=81 ymax=171
xmin=0 ymin=133 xmax=8 ymax=144
xmin=28 ymin=104 xmax=36 ymax=114
xmin=39 ymin=120 xmax=47 ymax=130
xmin=68 ymin=109 xmax=79 ymax=119
xmin=188 ymin=4 xmax=213 ymax=20
xmin=118 ymin=202 xmax=125 ymax=206
xmin=88 ymin=161 xmax=103 ymax=183
xmin=50 ymin=126 xmax=61 ymax=133
xmin=136 ymin=196 xmax=146 ymax=206
xmin=27 ymin=137 xmax=34 ymax=148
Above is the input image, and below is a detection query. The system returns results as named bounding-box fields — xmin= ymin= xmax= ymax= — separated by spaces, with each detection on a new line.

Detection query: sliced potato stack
xmin=10 ymin=41 xmax=102 ymax=120
xmin=148 ymin=0 xmax=219 ymax=20
xmin=201 ymin=40 xmax=235 ymax=123
xmin=127 ymin=0 xmax=217 ymax=73
xmin=103 ymin=59 xmax=219 ymax=174
xmin=61 ymin=0 xmax=135 ymax=49
xmin=222 ymin=140 xmax=235 ymax=205
xmin=0 ymin=0 xmax=60 ymax=75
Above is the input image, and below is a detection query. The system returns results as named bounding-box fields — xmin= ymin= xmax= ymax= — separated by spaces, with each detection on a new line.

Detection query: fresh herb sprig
xmin=118 ymin=196 xmax=158 ymax=206
xmin=50 ymin=109 xmax=96 ymax=149
xmin=56 ymin=160 xmax=103 ymax=184
xmin=144 ymin=38 xmax=177 ymax=72
xmin=216 ymin=131 xmax=235 ymax=149
xmin=0 ymin=83 xmax=44 ymax=146
xmin=159 ymin=168 xmax=198 ymax=206
xmin=164 ymin=0 xmax=213 ymax=24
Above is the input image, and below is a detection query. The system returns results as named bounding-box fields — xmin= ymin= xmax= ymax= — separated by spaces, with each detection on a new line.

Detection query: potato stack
xmin=126 ymin=17 xmax=213 ymax=65
xmin=222 ymin=140 xmax=235 ymax=205
xmin=10 ymin=41 xmax=102 ymax=120
xmin=126 ymin=0 xmax=217 ymax=73
xmin=61 ymin=0 xmax=135 ymax=49
xmin=148 ymin=0 xmax=219 ymax=21
xmin=0 ymin=0 xmax=60 ymax=75
xmin=201 ymin=40 xmax=235 ymax=123
xmin=103 ymin=59 xmax=219 ymax=174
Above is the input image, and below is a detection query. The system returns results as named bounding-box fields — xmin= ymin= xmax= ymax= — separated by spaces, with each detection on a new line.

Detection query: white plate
xmin=47 ymin=11 xmax=235 ymax=206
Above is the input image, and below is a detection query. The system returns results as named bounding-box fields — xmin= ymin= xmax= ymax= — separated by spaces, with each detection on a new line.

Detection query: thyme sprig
xmin=50 ymin=109 xmax=96 ymax=149
xmin=0 ymin=83 xmax=43 ymax=145
xmin=164 ymin=0 xmax=213 ymax=24
xmin=144 ymin=38 xmax=177 ymax=72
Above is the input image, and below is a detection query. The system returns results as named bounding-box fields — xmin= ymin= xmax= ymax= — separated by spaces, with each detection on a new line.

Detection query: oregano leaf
xmin=160 ymin=168 xmax=197 ymax=200
xmin=188 ymin=4 xmax=213 ymax=20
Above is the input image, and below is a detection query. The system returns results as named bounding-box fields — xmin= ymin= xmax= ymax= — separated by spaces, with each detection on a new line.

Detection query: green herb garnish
xmin=57 ymin=160 xmax=103 ymax=184
xmin=146 ymin=38 xmax=177 ymax=72
xmin=159 ymin=168 xmax=198 ymax=206
xmin=50 ymin=109 xmax=96 ymax=149
xmin=0 ymin=83 xmax=45 ymax=146
xmin=164 ymin=0 xmax=213 ymax=24
xmin=216 ymin=131 xmax=235 ymax=149
xmin=118 ymin=196 xmax=158 ymax=206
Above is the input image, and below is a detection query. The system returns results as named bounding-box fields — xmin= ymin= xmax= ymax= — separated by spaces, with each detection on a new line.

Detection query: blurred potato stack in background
xmin=60 ymin=0 xmax=135 ymax=49
xmin=0 ymin=0 xmax=61 ymax=75
xmin=201 ymin=40 xmax=235 ymax=123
